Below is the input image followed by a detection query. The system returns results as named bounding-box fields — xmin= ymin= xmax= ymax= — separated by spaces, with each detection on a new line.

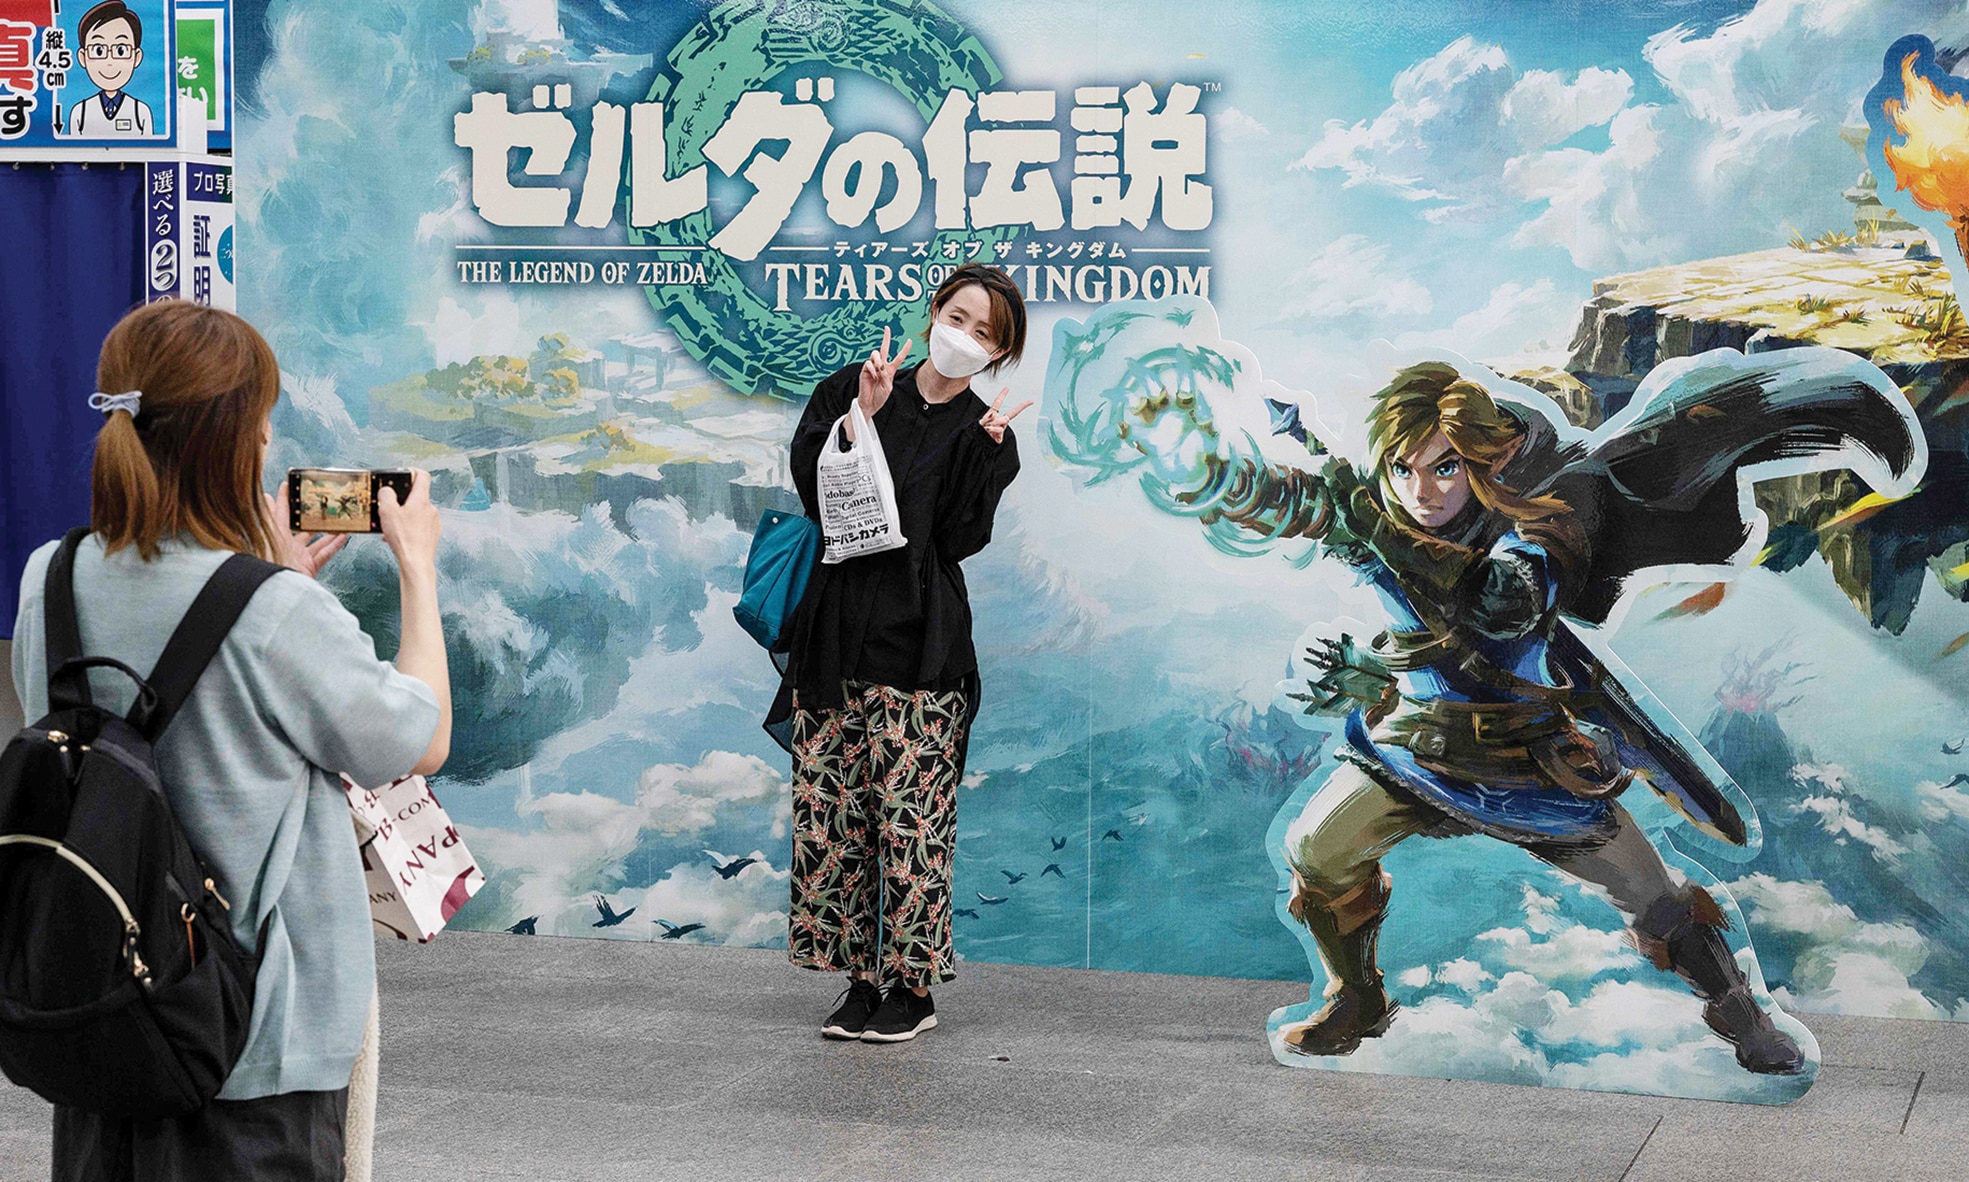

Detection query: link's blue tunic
xmin=1342 ymin=531 xmax=1616 ymax=843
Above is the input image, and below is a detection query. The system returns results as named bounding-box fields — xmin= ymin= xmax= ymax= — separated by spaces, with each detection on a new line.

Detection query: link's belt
xmin=1369 ymin=628 xmax=1455 ymax=673
xmin=1369 ymin=697 xmax=1568 ymax=791
xmin=1375 ymin=697 xmax=1567 ymax=753
xmin=1369 ymin=696 xmax=1631 ymax=800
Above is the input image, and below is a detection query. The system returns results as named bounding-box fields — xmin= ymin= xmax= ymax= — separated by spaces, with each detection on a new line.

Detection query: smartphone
xmin=286 ymin=468 xmax=414 ymax=534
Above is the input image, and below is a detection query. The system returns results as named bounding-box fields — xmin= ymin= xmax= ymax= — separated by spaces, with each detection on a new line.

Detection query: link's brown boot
xmin=1633 ymin=885 xmax=1804 ymax=1076
xmin=1280 ymin=869 xmax=1398 ymax=1057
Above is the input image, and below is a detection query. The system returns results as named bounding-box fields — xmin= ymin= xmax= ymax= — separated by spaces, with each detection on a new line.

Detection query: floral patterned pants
xmin=788 ymin=680 xmax=968 ymax=988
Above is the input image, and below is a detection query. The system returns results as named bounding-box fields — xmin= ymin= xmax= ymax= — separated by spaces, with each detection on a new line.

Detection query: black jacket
xmin=773 ymin=361 xmax=1020 ymax=724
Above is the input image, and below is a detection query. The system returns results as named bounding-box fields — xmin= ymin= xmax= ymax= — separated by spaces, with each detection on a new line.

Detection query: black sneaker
xmin=860 ymin=986 xmax=937 ymax=1042
xmin=822 ymin=979 xmax=883 ymax=1040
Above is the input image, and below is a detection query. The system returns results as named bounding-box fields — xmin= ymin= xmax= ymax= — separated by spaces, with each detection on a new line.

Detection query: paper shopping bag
xmin=343 ymin=774 xmax=484 ymax=943
xmin=817 ymin=399 xmax=907 ymax=564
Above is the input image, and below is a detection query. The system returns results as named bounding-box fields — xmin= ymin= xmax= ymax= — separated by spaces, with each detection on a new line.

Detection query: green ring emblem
xmin=630 ymin=0 xmax=1023 ymax=400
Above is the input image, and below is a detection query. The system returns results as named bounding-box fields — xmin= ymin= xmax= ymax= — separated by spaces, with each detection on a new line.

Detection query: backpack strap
xmin=131 ymin=553 xmax=285 ymax=741
xmin=44 ymin=527 xmax=95 ymax=711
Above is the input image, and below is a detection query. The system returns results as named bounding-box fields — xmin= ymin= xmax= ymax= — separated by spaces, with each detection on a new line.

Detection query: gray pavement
xmin=2 ymin=930 xmax=1966 ymax=1181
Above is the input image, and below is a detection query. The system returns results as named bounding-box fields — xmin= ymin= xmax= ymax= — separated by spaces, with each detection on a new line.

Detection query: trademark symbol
xmin=1202 ymin=81 xmax=1222 ymax=92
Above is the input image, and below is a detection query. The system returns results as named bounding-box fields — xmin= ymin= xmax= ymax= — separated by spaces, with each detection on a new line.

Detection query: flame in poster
xmin=1881 ymin=49 xmax=1969 ymax=263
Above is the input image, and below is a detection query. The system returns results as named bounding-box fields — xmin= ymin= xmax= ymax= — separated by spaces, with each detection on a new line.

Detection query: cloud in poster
xmin=1274 ymin=235 xmax=1435 ymax=322
xmin=1389 ymin=277 xmax=1578 ymax=359
xmin=465 ymin=749 xmax=790 ymax=932
xmin=1300 ymin=0 xmax=1969 ymax=271
xmin=325 ymin=498 xmax=749 ymax=783
xmin=637 ymin=856 xmax=791 ymax=947
xmin=475 ymin=0 xmax=563 ymax=42
xmin=1214 ymin=106 xmax=1272 ymax=140
xmin=237 ymin=3 xmax=476 ymax=383
xmin=1479 ymin=919 xmax=1639 ymax=982
xmin=416 ymin=293 xmax=526 ymax=368
xmin=1296 ymin=36 xmax=1633 ymax=221
xmin=1728 ymin=873 xmax=1941 ymax=1018
xmin=267 ymin=370 xmax=361 ymax=472
xmin=638 ymin=751 xmax=790 ymax=836
xmin=239 ymin=1 xmax=658 ymax=391
xmin=1916 ymin=776 xmax=1969 ymax=824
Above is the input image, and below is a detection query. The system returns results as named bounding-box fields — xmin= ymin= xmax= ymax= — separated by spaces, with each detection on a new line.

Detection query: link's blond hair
xmin=1365 ymin=362 xmax=1566 ymax=525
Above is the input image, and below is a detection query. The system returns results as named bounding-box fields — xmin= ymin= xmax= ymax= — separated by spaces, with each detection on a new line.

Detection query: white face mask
xmin=928 ymin=321 xmax=994 ymax=380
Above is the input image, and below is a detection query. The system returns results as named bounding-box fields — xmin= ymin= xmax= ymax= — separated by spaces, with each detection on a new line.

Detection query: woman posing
xmin=773 ymin=264 xmax=1031 ymax=1042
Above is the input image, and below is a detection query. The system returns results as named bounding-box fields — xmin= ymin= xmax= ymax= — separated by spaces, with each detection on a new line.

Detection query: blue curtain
xmin=0 ymin=163 xmax=146 ymax=639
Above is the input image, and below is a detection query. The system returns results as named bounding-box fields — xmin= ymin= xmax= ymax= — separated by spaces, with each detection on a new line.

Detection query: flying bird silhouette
xmin=506 ymin=916 xmax=538 ymax=935
xmin=654 ymin=920 xmax=706 ymax=940
xmin=591 ymin=895 xmax=637 ymax=927
xmin=1945 ymin=738 xmax=1967 ymax=755
xmin=1050 ymin=836 xmax=1068 ymax=851
xmin=955 ymin=908 xmax=980 ymax=919
xmin=1944 ymin=773 xmax=1969 ymax=791
xmin=706 ymin=852 xmax=759 ymax=880
xmin=977 ymin=893 xmax=1009 ymax=905
xmin=1040 ymin=864 xmax=1064 ymax=879
xmin=1001 ymin=870 xmax=1027 ymax=884
xmin=1101 ymin=829 xmax=1124 ymax=842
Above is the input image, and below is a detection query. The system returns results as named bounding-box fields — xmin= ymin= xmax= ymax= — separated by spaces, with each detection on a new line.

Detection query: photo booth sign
xmin=0 ymin=0 xmax=178 ymax=153
xmin=173 ymin=0 xmax=227 ymax=151
xmin=142 ymin=155 xmax=232 ymax=308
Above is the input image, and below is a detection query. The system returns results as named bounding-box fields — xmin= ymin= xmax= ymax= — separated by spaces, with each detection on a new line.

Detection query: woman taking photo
xmin=774 ymin=263 xmax=1031 ymax=1042
xmin=9 ymin=301 xmax=450 ymax=1180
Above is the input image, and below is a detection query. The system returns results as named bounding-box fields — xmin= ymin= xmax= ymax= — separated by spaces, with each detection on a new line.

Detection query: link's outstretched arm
xmin=1048 ymin=377 xmax=1363 ymax=556
xmin=1176 ymin=449 xmax=1473 ymax=595
xmin=1177 ymin=451 xmax=1349 ymax=543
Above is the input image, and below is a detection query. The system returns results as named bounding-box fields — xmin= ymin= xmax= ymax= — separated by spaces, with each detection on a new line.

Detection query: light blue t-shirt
xmin=10 ymin=535 xmax=440 ymax=1100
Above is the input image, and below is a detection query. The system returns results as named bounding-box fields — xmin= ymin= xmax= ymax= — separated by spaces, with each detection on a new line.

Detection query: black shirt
xmin=780 ymin=361 xmax=1021 ymax=713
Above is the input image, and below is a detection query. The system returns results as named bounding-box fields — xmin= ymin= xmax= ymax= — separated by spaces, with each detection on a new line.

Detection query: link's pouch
xmin=1528 ymin=717 xmax=1633 ymax=800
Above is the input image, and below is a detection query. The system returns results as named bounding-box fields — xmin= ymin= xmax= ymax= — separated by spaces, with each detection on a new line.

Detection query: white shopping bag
xmin=342 ymin=774 xmax=484 ymax=943
xmin=817 ymin=399 xmax=908 ymax=564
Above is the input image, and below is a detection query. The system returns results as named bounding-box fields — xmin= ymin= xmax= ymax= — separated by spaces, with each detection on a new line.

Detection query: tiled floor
xmin=2 ymin=932 xmax=1965 ymax=1181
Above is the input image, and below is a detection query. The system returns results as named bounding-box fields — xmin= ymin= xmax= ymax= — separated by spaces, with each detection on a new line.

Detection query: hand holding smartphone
xmin=287 ymin=468 xmax=414 ymax=534
xmin=376 ymin=469 xmax=442 ymax=573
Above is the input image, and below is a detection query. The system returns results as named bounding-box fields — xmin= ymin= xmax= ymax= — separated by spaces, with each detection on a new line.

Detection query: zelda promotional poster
xmin=231 ymin=0 xmax=1969 ymax=1104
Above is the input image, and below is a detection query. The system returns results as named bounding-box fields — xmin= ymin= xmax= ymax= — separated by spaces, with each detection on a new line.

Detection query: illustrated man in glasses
xmin=66 ymin=1 xmax=152 ymax=138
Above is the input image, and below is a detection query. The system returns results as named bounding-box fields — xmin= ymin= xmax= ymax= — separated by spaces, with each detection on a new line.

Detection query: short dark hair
xmin=79 ymin=1 xmax=142 ymax=48
xmin=929 ymin=264 xmax=1028 ymax=375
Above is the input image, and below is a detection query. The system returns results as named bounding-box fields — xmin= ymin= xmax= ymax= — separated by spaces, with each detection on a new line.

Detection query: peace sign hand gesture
xmin=979 ymin=389 xmax=1034 ymax=444
xmin=857 ymin=326 xmax=912 ymax=421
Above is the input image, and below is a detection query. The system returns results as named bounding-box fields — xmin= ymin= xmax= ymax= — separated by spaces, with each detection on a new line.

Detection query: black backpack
xmin=0 ymin=528 xmax=282 ymax=1118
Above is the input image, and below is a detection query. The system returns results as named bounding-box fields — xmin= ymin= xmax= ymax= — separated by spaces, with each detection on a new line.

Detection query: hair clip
xmin=89 ymin=390 xmax=143 ymax=416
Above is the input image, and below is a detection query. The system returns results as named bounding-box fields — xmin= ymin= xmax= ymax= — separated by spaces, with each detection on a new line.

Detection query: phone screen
xmin=290 ymin=468 xmax=377 ymax=533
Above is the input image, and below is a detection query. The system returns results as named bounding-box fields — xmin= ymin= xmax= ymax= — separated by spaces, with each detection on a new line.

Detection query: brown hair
xmin=1366 ymin=362 xmax=1566 ymax=525
xmin=928 ymin=263 xmax=1027 ymax=375
xmin=79 ymin=1 xmax=142 ymax=47
xmin=91 ymin=301 xmax=285 ymax=561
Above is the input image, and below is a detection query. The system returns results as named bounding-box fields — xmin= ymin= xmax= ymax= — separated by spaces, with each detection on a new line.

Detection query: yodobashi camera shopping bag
xmin=817 ymin=400 xmax=907 ymax=564
xmin=342 ymin=774 xmax=483 ymax=943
